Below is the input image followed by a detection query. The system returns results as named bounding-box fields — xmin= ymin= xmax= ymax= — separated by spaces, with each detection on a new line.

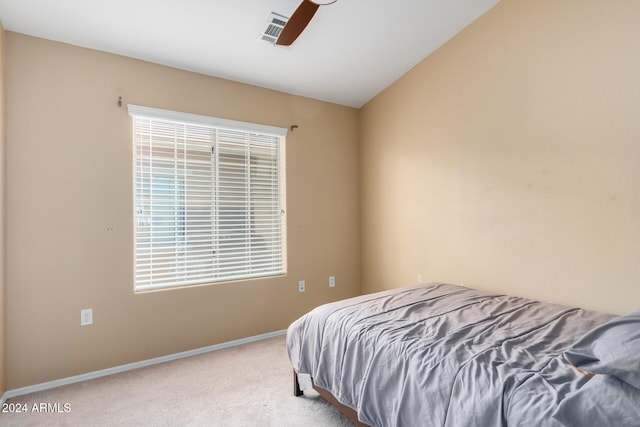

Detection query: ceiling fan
xmin=276 ymin=0 xmax=337 ymax=46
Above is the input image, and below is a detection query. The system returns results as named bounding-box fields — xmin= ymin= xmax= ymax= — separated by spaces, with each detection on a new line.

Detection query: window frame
xmin=129 ymin=105 xmax=287 ymax=292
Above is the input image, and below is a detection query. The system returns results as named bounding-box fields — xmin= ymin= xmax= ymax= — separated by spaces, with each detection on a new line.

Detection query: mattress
xmin=286 ymin=283 xmax=616 ymax=427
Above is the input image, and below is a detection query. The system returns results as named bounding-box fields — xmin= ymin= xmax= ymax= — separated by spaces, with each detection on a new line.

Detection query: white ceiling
xmin=0 ymin=0 xmax=499 ymax=108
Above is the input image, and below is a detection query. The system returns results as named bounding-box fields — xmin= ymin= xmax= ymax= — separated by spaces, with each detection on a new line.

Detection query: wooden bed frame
xmin=293 ymin=370 xmax=370 ymax=427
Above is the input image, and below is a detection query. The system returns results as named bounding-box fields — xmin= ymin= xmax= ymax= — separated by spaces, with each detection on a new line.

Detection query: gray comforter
xmin=286 ymin=283 xmax=614 ymax=427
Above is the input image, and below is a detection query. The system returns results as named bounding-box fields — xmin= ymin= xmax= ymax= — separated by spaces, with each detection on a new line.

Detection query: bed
xmin=286 ymin=282 xmax=640 ymax=426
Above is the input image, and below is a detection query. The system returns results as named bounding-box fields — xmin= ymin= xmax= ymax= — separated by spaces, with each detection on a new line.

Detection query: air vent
xmin=259 ymin=12 xmax=289 ymax=44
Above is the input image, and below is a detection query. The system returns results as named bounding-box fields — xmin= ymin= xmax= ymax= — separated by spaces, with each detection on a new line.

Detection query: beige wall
xmin=5 ymin=33 xmax=361 ymax=389
xmin=360 ymin=0 xmax=640 ymax=315
xmin=0 ymin=23 xmax=6 ymax=397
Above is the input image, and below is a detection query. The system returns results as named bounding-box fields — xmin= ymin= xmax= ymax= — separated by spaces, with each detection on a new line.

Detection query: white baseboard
xmin=2 ymin=329 xmax=287 ymax=402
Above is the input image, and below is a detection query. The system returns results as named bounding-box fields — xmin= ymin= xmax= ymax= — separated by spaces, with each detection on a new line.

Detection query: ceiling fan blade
xmin=276 ymin=0 xmax=320 ymax=46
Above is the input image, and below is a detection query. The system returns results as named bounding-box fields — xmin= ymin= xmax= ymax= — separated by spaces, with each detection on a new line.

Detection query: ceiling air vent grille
xmin=260 ymin=12 xmax=289 ymax=44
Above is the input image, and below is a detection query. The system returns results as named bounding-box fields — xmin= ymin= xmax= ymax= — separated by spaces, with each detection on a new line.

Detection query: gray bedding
xmin=286 ymin=283 xmax=618 ymax=427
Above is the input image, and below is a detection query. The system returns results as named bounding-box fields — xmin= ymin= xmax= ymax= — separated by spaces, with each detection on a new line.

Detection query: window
xmin=129 ymin=105 xmax=287 ymax=292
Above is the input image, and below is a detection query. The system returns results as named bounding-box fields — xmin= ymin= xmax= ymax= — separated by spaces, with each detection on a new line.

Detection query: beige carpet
xmin=1 ymin=335 xmax=354 ymax=426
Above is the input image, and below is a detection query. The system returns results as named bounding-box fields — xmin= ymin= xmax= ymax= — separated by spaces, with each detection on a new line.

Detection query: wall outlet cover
xmin=81 ymin=308 xmax=93 ymax=326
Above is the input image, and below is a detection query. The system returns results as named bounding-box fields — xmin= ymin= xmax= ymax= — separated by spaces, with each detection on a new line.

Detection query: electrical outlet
xmin=418 ymin=274 xmax=422 ymax=283
xmin=298 ymin=280 xmax=305 ymax=293
xmin=81 ymin=308 xmax=93 ymax=326
xmin=329 ymin=276 xmax=336 ymax=288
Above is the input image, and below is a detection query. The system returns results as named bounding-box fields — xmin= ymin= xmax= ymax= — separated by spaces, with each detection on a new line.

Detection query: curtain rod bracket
xmin=290 ymin=125 xmax=299 ymax=131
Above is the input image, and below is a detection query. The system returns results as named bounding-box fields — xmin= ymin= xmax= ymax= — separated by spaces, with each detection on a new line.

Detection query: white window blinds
xmin=129 ymin=105 xmax=287 ymax=291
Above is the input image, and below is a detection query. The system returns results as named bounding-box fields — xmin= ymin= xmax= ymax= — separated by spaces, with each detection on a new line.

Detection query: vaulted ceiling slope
xmin=0 ymin=0 xmax=500 ymax=108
